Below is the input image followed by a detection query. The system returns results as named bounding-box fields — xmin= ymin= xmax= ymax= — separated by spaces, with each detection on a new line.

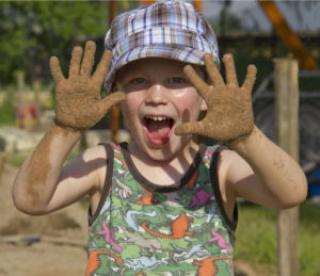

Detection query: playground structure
xmin=258 ymin=0 xmax=318 ymax=70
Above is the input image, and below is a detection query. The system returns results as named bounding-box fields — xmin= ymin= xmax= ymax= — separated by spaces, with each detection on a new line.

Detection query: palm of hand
xmin=55 ymin=76 xmax=104 ymax=130
xmin=50 ymin=41 xmax=125 ymax=130
xmin=175 ymin=54 xmax=257 ymax=143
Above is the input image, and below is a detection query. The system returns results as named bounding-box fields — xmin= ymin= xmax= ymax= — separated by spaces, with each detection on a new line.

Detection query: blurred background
xmin=0 ymin=1 xmax=319 ymax=275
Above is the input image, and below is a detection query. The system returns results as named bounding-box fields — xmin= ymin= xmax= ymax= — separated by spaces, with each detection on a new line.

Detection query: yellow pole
xmin=193 ymin=0 xmax=203 ymax=12
xmin=139 ymin=0 xmax=155 ymax=6
xmin=258 ymin=0 xmax=318 ymax=70
xmin=108 ymin=1 xmax=120 ymax=143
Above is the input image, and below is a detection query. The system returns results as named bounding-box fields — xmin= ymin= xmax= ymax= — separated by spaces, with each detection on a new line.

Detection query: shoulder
xmin=213 ymin=147 xmax=234 ymax=190
xmin=216 ymin=147 xmax=254 ymax=191
xmin=82 ymin=144 xmax=108 ymax=159
xmin=206 ymin=146 xmax=239 ymax=223
xmin=77 ymin=143 xmax=113 ymax=191
xmin=204 ymin=145 xmax=234 ymax=197
xmin=218 ymin=148 xmax=239 ymax=168
xmin=81 ymin=143 xmax=120 ymax=163
xmin=218 ymin=147 xmax=254 ymax=183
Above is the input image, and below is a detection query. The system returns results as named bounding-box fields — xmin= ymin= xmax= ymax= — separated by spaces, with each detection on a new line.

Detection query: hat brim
xmin=104 ymin=45 xmax=210 ymax=92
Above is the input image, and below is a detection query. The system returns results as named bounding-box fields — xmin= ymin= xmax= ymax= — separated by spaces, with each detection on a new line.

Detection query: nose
xmin=145 ymin=84 xmax=168 ymax=105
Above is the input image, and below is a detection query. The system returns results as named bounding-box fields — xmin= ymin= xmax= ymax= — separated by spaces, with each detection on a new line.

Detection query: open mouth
xmin=143 ymin=115 xmax=175 ymax=145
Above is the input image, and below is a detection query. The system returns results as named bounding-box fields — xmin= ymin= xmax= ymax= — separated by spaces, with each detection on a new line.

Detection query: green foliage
xmin=235 ymin=202 xmax=320 ymax=275
xmin=0 ymin=1 xmax=108 ymax=84
xmin=0 ymin=92 xmax=15 ymax=126
xmin=298 ymin=203 xmax=320 ymax=275
xmin=7 ymin=151 xmax=28 ymax=167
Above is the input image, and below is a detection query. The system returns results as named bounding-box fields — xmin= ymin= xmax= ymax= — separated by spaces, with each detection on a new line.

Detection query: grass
xmin=234 ymin=202 xmax=320 ymax=276
xmin=0 ymin=98 xmax=15 ymax=127
xmin=6 ymin=151 xmax=29 ymax=167
xmin=299 ymin=203 xmax=320 ymax=276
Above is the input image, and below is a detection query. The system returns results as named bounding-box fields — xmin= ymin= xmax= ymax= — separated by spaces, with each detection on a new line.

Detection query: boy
xmin=13 ymin=1 xmax=307 ymax=275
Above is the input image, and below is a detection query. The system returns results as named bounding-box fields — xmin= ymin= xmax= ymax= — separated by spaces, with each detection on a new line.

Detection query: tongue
xmin=147 ymin=120 xmax=171 ymax=145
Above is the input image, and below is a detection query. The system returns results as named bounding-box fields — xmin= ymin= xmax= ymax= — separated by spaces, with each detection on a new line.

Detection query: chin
xmin=137 ymin=134 xmax=193 ymax=163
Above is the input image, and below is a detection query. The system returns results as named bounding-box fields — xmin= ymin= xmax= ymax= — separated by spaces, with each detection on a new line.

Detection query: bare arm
xmin=223 ymin=126 xmax=307 ymax=209
xmin=12 ymin=124 xmax=81 ymax=214
xmin=12 ymin=41 xmax=125 ymax=215
xmin=175 ymin=53 xmax=307 ymax=210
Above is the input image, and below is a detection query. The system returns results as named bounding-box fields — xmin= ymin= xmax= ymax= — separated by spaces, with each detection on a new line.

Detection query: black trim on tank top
xmin=88 ymin=143 xmax=114 ymax=226
xmin=210 ymin=146 xmax=238 ymax=231
xmin=120 ymin=142 xmax=207 ymax=193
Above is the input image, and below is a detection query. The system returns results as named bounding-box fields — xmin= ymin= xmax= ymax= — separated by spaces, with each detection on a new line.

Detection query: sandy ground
xmin=0 ymin=165 xmax=88 ymax=276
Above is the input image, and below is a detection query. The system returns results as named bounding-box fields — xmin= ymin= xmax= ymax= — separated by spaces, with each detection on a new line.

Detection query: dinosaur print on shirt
xmin=141 ymin=212 xmax=193 ymax=239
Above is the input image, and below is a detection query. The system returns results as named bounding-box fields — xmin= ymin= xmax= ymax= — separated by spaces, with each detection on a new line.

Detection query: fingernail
xmin=73 ymin=46 xmax=83 ymax=53
xmin=86 ymin=41 xmax=95 ymax=48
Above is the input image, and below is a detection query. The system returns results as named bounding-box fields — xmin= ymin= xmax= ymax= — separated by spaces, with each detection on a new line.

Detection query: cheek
xmin=121 ymin=94 xmax=140 ymax=114
xmin=174 ymin=90 xmax=203 ymax=118
xmin=120 ymin=96 xmax=142 ymax=127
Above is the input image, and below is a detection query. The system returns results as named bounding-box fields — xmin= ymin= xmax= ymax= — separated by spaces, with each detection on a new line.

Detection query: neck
xmin=126 ymin=140 xmax=201 ymax=186
xmin=129 ymin=140 xmax=200 ymax=166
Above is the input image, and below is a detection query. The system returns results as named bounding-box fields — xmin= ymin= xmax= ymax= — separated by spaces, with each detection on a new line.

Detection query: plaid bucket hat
xmin=104 ymin=0 xmax=219 ymax=90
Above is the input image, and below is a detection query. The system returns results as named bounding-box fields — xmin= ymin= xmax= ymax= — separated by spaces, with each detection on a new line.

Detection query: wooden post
xmin=273 ymin=58 xmax=300 ymax=276
xmin=32 ymin=80 xmax=41 ymax=128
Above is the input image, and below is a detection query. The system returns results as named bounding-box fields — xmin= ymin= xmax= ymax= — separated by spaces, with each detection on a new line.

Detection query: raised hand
xmin=49 ymin=41 xmax=125 ymax=131
xmin=175 ymin=53 xmax=257 ymax=144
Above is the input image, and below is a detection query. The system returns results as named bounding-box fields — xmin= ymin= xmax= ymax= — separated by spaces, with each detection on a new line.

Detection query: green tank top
xmin=86 ymin=142 xmax=237 ymax=276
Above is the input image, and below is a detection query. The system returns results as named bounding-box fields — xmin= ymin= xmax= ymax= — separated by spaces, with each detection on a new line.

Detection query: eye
xmin=129 ymin=78 xmax=147 ymax=85
xmin=123 ymin=77 xmax=148 ymax=92
xmin=166 ymin=77 xmax=189 ymax=86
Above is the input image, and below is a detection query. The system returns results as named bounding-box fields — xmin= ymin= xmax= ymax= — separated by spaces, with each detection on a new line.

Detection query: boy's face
xmin=115 ymin=57 xmax=206 ymax=161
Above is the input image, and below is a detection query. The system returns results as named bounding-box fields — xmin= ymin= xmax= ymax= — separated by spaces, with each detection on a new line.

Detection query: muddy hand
xmin=175 ymin=53 xmax=257 ymax=144
xmin=49 ymin=41 xmax=125 ymax=131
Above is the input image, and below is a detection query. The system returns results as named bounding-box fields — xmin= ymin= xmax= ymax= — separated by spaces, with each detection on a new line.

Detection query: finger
xmin=69 ymin=46 xmax=83 ymax=77
xmin=242 ymin=64 xmax=257 ymax=93
xmin=223 ymin=54 xmax=239 ymax=86
xmin=174 ymin=122 xmax=203 ymax=136
xmin=204 ymin=54 xmax=224 ymax=87
xmin=49 ymin=56 xmax=65 ymax=83
xmin=98 ymin=92 xmax=126 ymax=115
xmin=80 ymin=41 xmax=96 ymax=76
xmin=92 ymin=50 xmax=112 ymax=86
xmin=183 ymin=65 xmax=210 ymax=102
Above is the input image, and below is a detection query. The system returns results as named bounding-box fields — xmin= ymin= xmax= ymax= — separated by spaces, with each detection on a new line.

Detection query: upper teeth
xmin=145 ymin=115 xmax=168 ymax=122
